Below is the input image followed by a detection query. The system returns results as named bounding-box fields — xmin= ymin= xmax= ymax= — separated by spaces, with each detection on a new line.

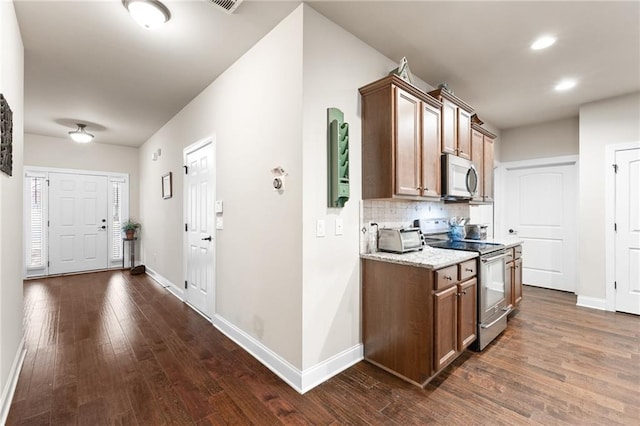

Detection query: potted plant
xmin=122 ymin=219 xmax=141 ymax=239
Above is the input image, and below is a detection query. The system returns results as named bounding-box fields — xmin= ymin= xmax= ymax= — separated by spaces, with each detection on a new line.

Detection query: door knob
xmin=100 ymin=225 xmax=106 ymax=230
xmin=201 ymin=236 xmax=212 ymax=241
xmin=508 ymin=229 xmax=517 ymax=235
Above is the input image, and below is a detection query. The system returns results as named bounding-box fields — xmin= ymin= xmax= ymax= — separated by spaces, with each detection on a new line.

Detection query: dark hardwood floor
xmin=7 ymin=271 xmax=640 ymax=425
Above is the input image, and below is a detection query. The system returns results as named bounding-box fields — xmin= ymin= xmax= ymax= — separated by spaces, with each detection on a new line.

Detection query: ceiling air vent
xmin=206 ymin=0 xmax=244 ymax=14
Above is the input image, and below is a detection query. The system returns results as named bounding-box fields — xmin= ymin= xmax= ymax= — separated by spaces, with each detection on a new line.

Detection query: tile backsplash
xmin=360 ymin=199 xmax=470 ymax=253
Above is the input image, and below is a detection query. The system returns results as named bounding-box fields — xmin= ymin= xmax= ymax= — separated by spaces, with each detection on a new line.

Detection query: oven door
xmin=479 ymin=251 xmax=507 ymax=324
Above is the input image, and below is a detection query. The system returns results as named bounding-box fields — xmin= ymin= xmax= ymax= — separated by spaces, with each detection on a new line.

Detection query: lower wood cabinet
xmin=506 ymin=245 xmax=524 ymax=308
xmin=434 ymin=278 xmax=477 ymax=371
xmin=362 ymin=258 xmax=477 ymax=387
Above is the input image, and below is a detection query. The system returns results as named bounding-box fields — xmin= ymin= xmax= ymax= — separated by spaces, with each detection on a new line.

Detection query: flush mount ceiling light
xmin=531 ymin=35 xmax=557 ymax=50
xmin=554 ymin=79 xmax=577 ymax=92
xmin=122 ymin=0 xmax=171 ymax=29
xmin=68 ymin=124 xmax=94 ymax=143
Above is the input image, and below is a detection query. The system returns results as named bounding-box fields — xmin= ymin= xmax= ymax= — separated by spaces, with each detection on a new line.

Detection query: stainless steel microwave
xmin=441 ymin=154 xmax=478 ymax=200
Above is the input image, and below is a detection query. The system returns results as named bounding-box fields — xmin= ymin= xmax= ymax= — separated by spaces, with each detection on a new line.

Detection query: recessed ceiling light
xmin=531 ymin=35 xmax=557 ymax=50
xmin=554 ymin=79 xmax=577 ymax=92
xmin=122 ymin=0 xmax=171 ymax=30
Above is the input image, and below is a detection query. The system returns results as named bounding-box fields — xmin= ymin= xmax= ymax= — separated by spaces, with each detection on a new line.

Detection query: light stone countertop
xmin=361 ymin=246 xmax=478 ymax=270
xmin=485 ymin=236 xmax=524 ymax=249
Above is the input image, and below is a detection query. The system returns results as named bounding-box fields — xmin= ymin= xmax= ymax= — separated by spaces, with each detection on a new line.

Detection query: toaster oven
xmin=378 ymin=228 xmax=423 ymax=253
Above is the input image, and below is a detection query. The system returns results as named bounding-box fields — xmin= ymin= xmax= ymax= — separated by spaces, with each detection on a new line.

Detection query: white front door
xmin=49 ymin=172 xmax=109 ymax=274
xmin=184 ymin=140 xmax=215 ymax=318
xmin=505 ymin=160 xmax=578 ymax=292
xmin=614 ymin=148 xmax=640 ymax=315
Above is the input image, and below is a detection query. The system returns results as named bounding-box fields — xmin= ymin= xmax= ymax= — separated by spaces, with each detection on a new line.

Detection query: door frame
xmin=182 ymin=136 xmax=216 ymax=318
xmin=604 ymin=141 xmax=640 ymax=312
xmin=497 ymin=155 xmax=578 ymax=289
xmin=23 ymin=166 xmax=129 ymax=277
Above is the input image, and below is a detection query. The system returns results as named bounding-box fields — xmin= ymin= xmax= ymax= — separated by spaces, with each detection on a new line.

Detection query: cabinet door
xmin=440 ymin=99 xmax=457 ymax=156
xmin=434 ymin=285 xmax=458 ymax=371
xmin=483 ymin=138 xmax=495 ymax=201
xmin=457 ymin=278 xmax=477 ymax=350
xmin=514 ymin=258 xmax=523 ymax=305
xmin=457 ymin=109 xmax=472 ymax=160
xmin=505 ymin=261 xmax=514 ymax=308
xmin=470 ymin=129 xmax=484 ymax=201
xmin=421 ymin=102 xmax=441 ymax=198
xmin=394 ymin=88 xmax=422 ymax=196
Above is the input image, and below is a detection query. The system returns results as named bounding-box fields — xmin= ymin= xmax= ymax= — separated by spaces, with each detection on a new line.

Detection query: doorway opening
xmin=23 ymin=167 xmax=130 ymax=277
xmin=183 ymin=137 xmax=216 ymax=319
xmin=605 ymin=142 xmax=640 ymax=314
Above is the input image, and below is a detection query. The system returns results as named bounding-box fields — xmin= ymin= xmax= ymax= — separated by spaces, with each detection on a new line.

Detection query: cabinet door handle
xmin=444 ymin=276 xmax=452 ymax=281
xmin=465 ymin=268 xmax=473 ymax=272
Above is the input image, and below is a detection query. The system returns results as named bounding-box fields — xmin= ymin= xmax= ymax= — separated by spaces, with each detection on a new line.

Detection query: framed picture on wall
xmin=0 ymin=94 xmax=13 ymax=177
xmin=162 ymin=172 xmax=172 ymax=199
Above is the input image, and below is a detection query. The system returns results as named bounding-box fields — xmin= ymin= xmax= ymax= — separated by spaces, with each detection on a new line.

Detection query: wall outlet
xmin=316 ymin=219 xmax=325 ymax=237
xmin=216 ymin=217 xmax=224 ymax=230
xmin=335 ymin=218 xmax=344 ymax=235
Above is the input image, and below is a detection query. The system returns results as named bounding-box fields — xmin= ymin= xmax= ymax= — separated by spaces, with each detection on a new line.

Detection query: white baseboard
xmin=300 ymin=343 xmax=363 ymax=393
xmin=142 ymin=270 xmax=362 ymax=392
xmin=212 ymin=314 xmax=363 ymax=394
xmin=576 ymin=295 xmax=607 ymax=311
xmin=145 ymin=266 xmax=184 ymax=300
xmin=1 ymin=338 xmax=26 ymax=425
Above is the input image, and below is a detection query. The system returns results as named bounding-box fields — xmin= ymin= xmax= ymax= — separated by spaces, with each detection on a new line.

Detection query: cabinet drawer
xmin=514 ymin=245 xmax=522 ymax=260
xmin=435 ymin=265 xmax=458 ymax=290
xmin=459 ymin=259 xmax=477 ymax=281
xmin=505 ymin=248 xmax=514 ymax=263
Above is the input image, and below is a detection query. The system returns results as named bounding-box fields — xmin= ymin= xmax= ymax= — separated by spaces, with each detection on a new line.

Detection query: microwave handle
xmin=466 ymin=164 xmax=479 ymax=195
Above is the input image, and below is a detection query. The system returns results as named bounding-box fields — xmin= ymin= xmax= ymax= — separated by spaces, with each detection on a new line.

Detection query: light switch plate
xmin=335 ymin=218 xmax=344 ymax=235
xmin=216 ymin=217 xmax=224 ymax=230
xmin=215 ymin=200 xmax=223 ymax=213
xmin=316 ymin=219 xmax=325 ymax=237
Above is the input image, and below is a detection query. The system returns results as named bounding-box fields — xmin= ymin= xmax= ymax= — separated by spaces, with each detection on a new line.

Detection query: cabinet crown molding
xmin=428 ymin=88 xmax=474 ymax=113
xmin=359 ymin=75 xmax=442 ymax=109
xmin=471 ymin=122 xmax=497 ymax=139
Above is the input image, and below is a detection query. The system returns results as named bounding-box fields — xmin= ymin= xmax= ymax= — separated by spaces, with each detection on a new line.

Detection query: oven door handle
xmin=481 ymin=253 xmax=507 ymax=263
xmin=481 ymin=306 xmax=512 ymax=329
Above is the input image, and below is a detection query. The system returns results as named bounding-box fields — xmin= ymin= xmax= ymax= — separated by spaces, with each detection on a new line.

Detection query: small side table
xmin=122 ymin=237 xmax=137 ymax=269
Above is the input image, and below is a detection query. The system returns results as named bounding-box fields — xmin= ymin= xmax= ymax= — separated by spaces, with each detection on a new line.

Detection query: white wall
xmin=0 ymin=0 xmax=24 ymax=414
xmin=139 ymin=7 xmax=304 ymax=367
xmin=578 ymin=92 xmax=640 ymax=299
xmin=500 ymin=116 xmax=579 ymax=162
xmin=24 ymin=133 xmax=140 ymax=220
xmin=301 ymin=6 xmax=399 ymax=369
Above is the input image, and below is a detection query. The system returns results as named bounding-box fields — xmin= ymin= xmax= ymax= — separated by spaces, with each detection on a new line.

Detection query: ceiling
xmin=14 ymin=0 xmax=640 ymax=147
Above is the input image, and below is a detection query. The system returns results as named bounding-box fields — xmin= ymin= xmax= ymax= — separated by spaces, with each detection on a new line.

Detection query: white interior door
xmin=614 ymin=148 xmax=640 ymax=314
xmin=505 ymin=160 xmax=577 ymax=292
xmin=184 ymin=140 xmax=215 ymax=318
xmin=49 ymin=172 xmax=109 ymax=274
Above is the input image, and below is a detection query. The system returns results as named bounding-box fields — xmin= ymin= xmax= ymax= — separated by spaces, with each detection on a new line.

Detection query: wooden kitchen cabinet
xmin=434 ymin=276 xmax=477 ymax=371
xmin=506 ymin=245 xmax=524 ymax=309
xmin=428 ymin=88 xmax=474 ymax=160
xmin=360 ymin=75 xmax=442 ymax=200
xmin=434 ymin=285 xmax=458 ymax=371
xmin=362 ymin=259 xmax=434 ymax=385
xmin=362 ymin=257 xmax=478 ymax=386
xmin=470 ymin=123 xmax=497 ymax=203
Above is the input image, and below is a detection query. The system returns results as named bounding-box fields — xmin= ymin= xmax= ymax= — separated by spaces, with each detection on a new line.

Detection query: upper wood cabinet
xmin=428 ymin=89 xmax=474 ymax=160
xmin=471 ymin=123 xmax=497 ymax=203
xmin=359 ymin=75 xmax=442 ymax=200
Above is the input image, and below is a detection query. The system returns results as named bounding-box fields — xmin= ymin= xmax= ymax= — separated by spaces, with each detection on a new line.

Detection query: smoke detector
xmin=206 ymin=0 xmax=244 ymax=14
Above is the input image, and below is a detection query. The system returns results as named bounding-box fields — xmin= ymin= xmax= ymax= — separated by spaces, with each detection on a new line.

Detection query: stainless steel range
xmin=416 ymin=218 xmax=510 ymax=351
